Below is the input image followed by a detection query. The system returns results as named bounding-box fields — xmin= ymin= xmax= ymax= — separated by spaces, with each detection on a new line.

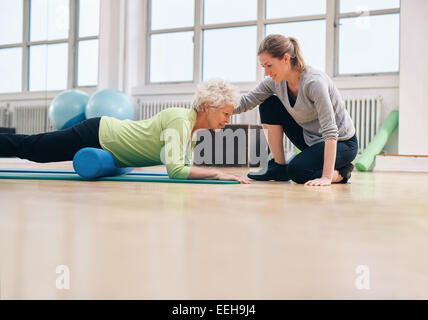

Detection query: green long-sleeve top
xmin=98 ymin=108 xmax=197 ymax=179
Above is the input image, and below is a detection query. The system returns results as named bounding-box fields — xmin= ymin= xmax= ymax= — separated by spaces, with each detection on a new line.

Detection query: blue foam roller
xmin=73 ymin=148 xmax=133 ymax=178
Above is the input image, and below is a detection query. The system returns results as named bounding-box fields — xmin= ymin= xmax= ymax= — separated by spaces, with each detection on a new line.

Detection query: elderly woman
xmin=0 ymin=79 xmax=250 ymax=184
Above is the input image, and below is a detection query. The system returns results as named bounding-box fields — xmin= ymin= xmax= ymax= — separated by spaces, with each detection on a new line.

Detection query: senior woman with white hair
xmin=0 ymin=79 xmax=250 ymax=183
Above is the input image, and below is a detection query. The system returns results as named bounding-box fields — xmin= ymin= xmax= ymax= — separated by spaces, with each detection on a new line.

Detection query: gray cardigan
xmin=234 ymin=67 xmax=355 ymax=146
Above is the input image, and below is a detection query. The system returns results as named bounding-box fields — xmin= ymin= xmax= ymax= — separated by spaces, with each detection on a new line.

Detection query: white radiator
xmin=138 ymin=96 xmax=382 ymax=154
xmin=0 ymin=105 xmax=10 ymax=127
xmin=11 ymin=105 xmax=55 ymax=134
xmin=138 ymin=100 xmax=194 ymax=120
xmin=343 ymin=96 xmax=382 ymax=153
xmin=137 ymin=99 xmax=261 ymax=125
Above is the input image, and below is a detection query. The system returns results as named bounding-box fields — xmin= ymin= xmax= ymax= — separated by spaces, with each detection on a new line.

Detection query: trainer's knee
xmin=259 ymin=96 xmax=283 ymax=123
xmin=287 ymin=160 xmax=311 ymax=184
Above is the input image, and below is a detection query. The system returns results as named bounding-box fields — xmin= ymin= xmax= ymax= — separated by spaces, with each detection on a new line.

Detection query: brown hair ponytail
xmin=258 ymin=34 xmax=307 ymax=73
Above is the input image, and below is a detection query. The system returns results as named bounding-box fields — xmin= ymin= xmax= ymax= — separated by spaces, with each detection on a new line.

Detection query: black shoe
xmin=338 ymin=163 xmax=354 ymax=184
xmin=247 ymin=159 xmax=289 ymax=181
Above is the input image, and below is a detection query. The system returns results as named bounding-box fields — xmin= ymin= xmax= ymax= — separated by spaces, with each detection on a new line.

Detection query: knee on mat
xmin=287 ymin=161 xmax=311 ymax=184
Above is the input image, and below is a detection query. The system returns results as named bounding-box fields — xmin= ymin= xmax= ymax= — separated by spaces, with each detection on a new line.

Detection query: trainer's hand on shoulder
xmin=216 ymin=172 xmax=251 ymax=184
xmin=304 ymin=176 xmax=332 ymax=186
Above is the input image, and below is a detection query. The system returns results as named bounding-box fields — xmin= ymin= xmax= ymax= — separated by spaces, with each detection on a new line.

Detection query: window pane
xmin=266 ymin=0 xmax=326 ymax=19
xmin=79 ymin=0 xmax=100 ymax=37
xmin=29 ymin=43 xmax=68 ymax=91
xmin=78 ymin=40 xmax=98 ymax=86
xmin=0 ymin=48 xmax=22 ymax=93
xmin=338 ymin=14 xmax=399 ymax=74
xmin=0 ymin=0 xmax=23 ymax=45
xmin=204 ymin=0 xmax=257 ymax=24
xmin=30 ymin=0 xmax=69 ymax=41
xmin=266 ymin=20 xmax=326 ymax=72
xmin=150 ymin=32 xmax=194 ymax=82
xmin=340 ymin=0 xmax=399 ymax=13
xmin=203 ymin=26 xmax=257 ymax=82
xmin=151 ymin=0 xmax=194 ymax=30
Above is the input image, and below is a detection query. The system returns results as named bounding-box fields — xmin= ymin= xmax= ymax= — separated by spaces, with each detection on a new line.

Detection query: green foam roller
xmin=355 ymin=110 xmax=399 ymax=172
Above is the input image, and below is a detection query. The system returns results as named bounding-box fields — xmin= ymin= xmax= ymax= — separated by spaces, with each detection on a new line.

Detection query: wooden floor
xmin=1 ymin=158 xmax=428 ymax=299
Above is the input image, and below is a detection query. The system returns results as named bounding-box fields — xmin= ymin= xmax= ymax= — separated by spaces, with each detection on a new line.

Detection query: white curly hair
xmin=193 ymin=78 xmax=240 ymax=111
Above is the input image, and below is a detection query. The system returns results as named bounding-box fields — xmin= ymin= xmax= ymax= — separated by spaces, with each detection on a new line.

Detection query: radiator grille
xmin=11 ymin=105 xmax=54 ymax=134
xmin=0 ymin=105 xmax=10 ymax=127
xmin=138 ymin=100 xmax=194 ymax=120
xmin=343 ymin=96 xmax=382 ymax=152
xmin=137 ymin=99 xmax=260 ymax=124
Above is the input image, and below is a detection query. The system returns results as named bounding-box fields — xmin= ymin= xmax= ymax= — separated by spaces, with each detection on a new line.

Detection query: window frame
xmin=145 ymin=0 xmax=400 ymax=86
xmin=0 ymin=0 xmax=99 ymax=94
xmin=334 ymin=3 xmax=401 ymax=77
xmin=75 ymin=0 xmax=100 ymax=87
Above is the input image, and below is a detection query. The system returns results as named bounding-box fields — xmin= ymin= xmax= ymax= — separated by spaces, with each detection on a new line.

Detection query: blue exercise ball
xmin=49 ymin=90 xmax=89 ymax=130
xmin=85 ymin=89 xmax=134 ymax=120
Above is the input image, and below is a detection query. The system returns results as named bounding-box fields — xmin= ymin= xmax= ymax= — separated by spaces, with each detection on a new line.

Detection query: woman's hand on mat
xmin=304 ymin=176 xmax=332 ymax=186
xmin=216 ymin=172 xmax=251 ymax=184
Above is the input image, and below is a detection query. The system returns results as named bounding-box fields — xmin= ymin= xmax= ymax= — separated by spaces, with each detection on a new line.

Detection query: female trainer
xmin=234 ymin=34 xmax=358 ymax=186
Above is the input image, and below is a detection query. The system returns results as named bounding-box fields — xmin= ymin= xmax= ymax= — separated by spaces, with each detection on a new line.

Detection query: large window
xmin=337 ymin=0 xmax=400 ymax=74
xmin=202 ymin=0 xmax=258 ymax=82
xmin=147 ymin=0 xmax=400 ymax=84
xmin=77 ymin=0 xmax=100 ymax=86
xmin=203 ymin=26 xmax=257 ymax=82
xmin=149 ymin=0 xmax=195 ymax=83
xmin=265 ymin=0 xmax=327 ymax=72
xmin=0 ymin=0 xmax=24 ymax=93
xmin=0 ymin=0 xmax=100 ymax=94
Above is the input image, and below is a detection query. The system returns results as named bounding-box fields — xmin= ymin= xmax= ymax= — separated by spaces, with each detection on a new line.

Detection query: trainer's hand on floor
xmin=216 ymin=172 xmax=251 ymax=184
xmin=304 ymin=177 xmax=332 ymax=186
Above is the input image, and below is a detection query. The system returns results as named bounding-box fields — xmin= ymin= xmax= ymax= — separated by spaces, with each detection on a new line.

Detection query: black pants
xmin=260 ymin=96 xmax=359 ymax=184
xmin=0 ymin=118 xmax=102 ymax=163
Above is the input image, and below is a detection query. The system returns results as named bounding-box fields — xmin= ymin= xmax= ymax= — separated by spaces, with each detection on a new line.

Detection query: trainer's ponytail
xmin=288 ymin=36 xmax=306 ymax=73
xmin=258 ymin=34 xmax=307 ymax=73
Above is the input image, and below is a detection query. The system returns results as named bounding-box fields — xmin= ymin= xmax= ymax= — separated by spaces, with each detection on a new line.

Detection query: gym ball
xmin=85 ymin=89 xmax=135 ymax=120
xmin=49 ymin=90 xmax=89 ymax=130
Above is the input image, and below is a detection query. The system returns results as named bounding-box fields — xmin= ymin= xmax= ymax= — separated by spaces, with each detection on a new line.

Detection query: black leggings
xmin=260 ymin=96 xmax=359 ymax=184
xmin=0 ymin=118 xmax=102 ymax=163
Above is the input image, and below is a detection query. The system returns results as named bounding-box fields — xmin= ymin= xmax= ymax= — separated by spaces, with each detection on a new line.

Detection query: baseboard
xmin=374 ymin=154 xmax=428 ymax=172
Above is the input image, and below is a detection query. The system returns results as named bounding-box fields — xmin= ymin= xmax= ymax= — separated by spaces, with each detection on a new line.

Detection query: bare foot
xmin=332 ymin=170 xmax=344 ymax=183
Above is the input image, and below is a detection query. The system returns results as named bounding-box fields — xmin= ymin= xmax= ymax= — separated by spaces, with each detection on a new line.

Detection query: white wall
xmin=98 ymin=0 xmax=125 ymax=91
xmin=398 ymin=0 xmax=428 ymax=155
xmin=124 ymin=0 xmax=147 ymax=96
xmin=98 ymin=0 xmax=147 ymax=94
